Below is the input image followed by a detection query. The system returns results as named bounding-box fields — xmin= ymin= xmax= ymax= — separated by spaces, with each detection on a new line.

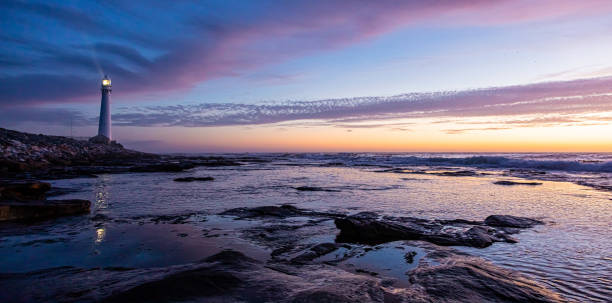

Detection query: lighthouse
xmin=90 ymin=75 xmax=113 ymax=144
xmin=98 ymin=75 xmax=112 ymax=139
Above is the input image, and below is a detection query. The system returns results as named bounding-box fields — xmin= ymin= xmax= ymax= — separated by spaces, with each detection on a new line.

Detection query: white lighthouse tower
xmin=91 ymin=75 xmax=113 ymax=144
xmin=98 ymin=75 xmax=112 ymax=139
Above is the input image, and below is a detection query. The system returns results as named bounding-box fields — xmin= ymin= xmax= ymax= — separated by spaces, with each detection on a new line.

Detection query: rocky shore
xmin=0 ymin=128 xmax=571 ymax=302
xmin=0 ymin=128 xmax=251 ymax=221
xmin=0 ymin=128 xmax=252 ymax=180
xmin=1 ymin=204 xmax=564 ymax=302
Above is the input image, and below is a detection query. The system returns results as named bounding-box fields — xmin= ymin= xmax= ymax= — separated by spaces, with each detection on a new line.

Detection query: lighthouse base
xmin=89 ymin=134 xmax=110 ymax=144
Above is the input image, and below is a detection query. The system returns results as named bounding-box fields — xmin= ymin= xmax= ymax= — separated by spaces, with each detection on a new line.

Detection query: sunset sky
xmin=2 ymin=0 xmax=612 ymax=152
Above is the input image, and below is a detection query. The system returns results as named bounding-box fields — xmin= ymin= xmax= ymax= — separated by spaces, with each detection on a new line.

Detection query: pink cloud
xmin=5 ymin=0 xmax=612 ymax=105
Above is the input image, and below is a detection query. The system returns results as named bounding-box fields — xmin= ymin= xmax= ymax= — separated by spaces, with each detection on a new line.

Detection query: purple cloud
xmin=108 ymin=76 xmax=612 ymax=127
xmin=4 ymin=0 xmax=612 ymax=106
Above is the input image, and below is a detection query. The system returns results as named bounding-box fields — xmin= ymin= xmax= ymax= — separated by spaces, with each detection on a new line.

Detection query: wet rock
xmin=408 ymin=257 xmax=563 ymax=302
xmin=336 ymin=213 xmax=539 ymax=248
xmin=0 ymin=199 xmax=90 ymax=221
xmin=294 ymin=186 xmax=340 ymax=192
xmin=220 ymin=205 xmax=302 ymax=218
xmin=290 ymin=290 xmax=355 ymax=303
xmin=494 ymin=180 xmax=543 ymax=186
xmin=0 ymin=181 xmax=51 ymax=201
xmin=404 ymin=251 xmax=417 ymax=264
xmin=219 ymin=205 xmax=342 ymax=220
xmin=350 ymin=212 xmax=379 ymax=220
xmin=173 ymin=176 xmax=214 ymax=182
xmin=291 ymin=243 xmax=339 ymax=264
xmin=335 ymin=215 xmax=427 ymax=245
xmin=203 ymin=249 xmax=260 ymax=265
xmin=355 ymin=269 xmax=379 ymax=276
xmin=484 ymin=215 xmax=544 ymax=228
xmin=434 ymin=170 xmax=479 ymax=177
xmin=104 ymin=268 xmax=243 ymax=302
xmin=0 ymin=249 xmax=564 ymax=303
xmin=129 ymin=212 xmax=206 ymax=224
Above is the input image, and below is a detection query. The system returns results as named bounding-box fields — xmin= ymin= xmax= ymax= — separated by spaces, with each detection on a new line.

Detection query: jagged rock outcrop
xmin=0 ymin=128 xmax=248 ymax=179
xmin=0 ymin=127 xmax=156 ymax=176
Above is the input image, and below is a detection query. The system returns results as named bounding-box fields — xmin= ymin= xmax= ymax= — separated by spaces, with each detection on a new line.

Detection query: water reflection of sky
xmin=94 ymin=175 xmax=111 ymax=212
xmin=2 ymin=159 xmax=609 ymax=302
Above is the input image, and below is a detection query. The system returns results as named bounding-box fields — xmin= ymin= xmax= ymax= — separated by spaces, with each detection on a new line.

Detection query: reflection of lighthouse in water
xmin=98 ymin=75 xmax=112 ymax=140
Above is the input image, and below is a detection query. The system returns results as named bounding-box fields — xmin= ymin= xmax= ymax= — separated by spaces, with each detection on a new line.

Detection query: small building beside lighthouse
xmin=90 ymin=75 xmax=114 ymax=144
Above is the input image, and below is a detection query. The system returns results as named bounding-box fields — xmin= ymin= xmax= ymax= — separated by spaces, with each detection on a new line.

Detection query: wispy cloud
xmin=108 ymin=76 xmax=612 ymax=127
xmin=3 ymin=0 xmax=612 ymax=106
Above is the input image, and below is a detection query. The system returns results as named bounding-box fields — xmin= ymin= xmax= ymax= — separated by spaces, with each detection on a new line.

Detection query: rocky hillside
xmin=0 ymin=127 xmax=157 ymax=175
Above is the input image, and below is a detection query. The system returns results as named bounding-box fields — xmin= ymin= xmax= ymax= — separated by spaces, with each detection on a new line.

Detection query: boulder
xmin=335 ymin=216 xmax=427 ymax=245
xmin=173 ymin=176 xmax=214 ymax=182
xmin=484 ymin=215 xmax=544 ymax=228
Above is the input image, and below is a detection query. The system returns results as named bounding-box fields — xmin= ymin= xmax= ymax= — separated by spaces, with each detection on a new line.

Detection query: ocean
xmin=1 ymin=152 xmax=611 ymax=302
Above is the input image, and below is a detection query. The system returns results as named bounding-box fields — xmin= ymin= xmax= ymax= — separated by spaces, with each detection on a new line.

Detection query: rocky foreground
xmin=0 ymin=128 xmax=253 ymax=221
xmin=0 ymin=128 xmax=568 ymax=302
xmin=0 ymin=204 xmax=564 ymax=302
xmin=0 ymin=127 xmax=250 ymax=180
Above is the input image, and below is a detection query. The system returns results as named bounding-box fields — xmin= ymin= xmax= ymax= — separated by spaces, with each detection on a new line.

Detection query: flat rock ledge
xmin=335 ymin=212 xmax=542 ymax=248
xmin=220 ymin=204 xmax=344 ymax=219
xmin=0 ymin=181 xmax=91 ymax=221
xmin=218 ymin=205 xmax=543 ymax=249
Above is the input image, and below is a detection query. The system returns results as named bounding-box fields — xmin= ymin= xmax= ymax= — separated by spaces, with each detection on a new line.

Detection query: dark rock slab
xmin=220 ymin=205 xmax=343 ymax=219
xmin=0 ymin=199 xmax=90 ymax=221
xmin=294 ymin=186 xmax=340 ymax=192
xmin=408 ymin=257 xmax=563 ymax=302
xmin=173 ymin=176 xmax=214 ymax=182
xmin=291 ymin=243 xmax=339 ymax=264
xmin=484 ymin=215 xmax=544 ymax=228
xmin=0 ymin=181 xmax=51 ymax=201
xmin=221 ymin=205 xmax=303 ymax=218
xmin=434 ymin=170 xmax=480 ymax=177
xmin=494 ymin=180 xmax=543 ymax=186
xmin=336 ymin=213 xmax=541 ymax=248
xmin=0 ymin=248 xmax=564 ymax=303
xmin=335 ymin=215 xmax=428 ymax=245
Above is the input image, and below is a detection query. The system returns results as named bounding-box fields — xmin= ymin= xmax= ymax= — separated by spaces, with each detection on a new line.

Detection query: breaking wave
xmin=384 ymin=155 xmax=612 ymax=173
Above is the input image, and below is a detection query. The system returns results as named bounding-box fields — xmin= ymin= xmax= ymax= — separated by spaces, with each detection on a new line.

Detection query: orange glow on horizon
xmin=117 ymin=115 xmax=612 ymax=153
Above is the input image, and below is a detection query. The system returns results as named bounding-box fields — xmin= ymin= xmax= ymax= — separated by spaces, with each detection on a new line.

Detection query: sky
xmin=2 ymin=0 xmax=612 ymax=152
